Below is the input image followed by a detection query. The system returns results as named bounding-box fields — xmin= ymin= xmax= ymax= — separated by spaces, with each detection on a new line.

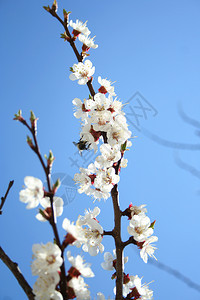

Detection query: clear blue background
xmin=1 ymin=0 xmax=200 ymax=299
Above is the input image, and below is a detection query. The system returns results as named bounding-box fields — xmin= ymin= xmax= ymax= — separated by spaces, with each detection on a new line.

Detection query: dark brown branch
xmin=122 ymin=236 xmax=137 ymax=249
xmin=111 ymin=184 xmax=123 ymax=299
xmin=0 ymin=180 xmax=14 ymax=215
xmin=103 ymin=230 xmax=114 ymax=236
xmin=0 ymin=246 xmax=34 ymax=300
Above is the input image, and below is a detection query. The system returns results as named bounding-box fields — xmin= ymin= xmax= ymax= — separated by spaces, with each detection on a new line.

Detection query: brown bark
xmin=0 ymin=246 xmax=34 ymax=300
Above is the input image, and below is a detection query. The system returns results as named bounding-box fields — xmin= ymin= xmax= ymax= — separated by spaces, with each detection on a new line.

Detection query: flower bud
xmin=51 ymin=0 xmax=58 ymax=12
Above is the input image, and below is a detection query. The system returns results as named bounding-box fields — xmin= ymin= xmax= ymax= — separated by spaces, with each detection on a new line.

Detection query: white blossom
xmin=78 ymin=34 xmax=98 ymax=50
xmin=120 ymin=158 xmax=128 ymax=168
xmin=92 ymin=93 xmax=112 ymax=111
xmin=33 ymin=272 xmax=60 ymax=299
xmin=140 ymin=236 xmax=158 ymax=263
xmin=114 ymin=275 xmax=153 ymax=299
xmin=69 ymin=19 xmax=90 ymax=36
xmin=67 ymin=251 xmax=94 ymax=277
xmin=109 ymin=98 xmax=123 ymax=115
xmin=74 ymin=163 xmax=97 ymax=194
xmin=77 ymin=207 xmax=101 ymax=226
xmin=36 ymin=196 xmax=63 ymax=222
xmin=19 ymin=176 xmax=44 ymax=209
xmin=68 ymin=276 xmax=91 ymax=300
xmin=69 ymin=60 xmax=95 ymax=85
xmin=34 ymin=290 xmax=63 ymax=300
xmin=50 ymin=291 xmax=63 ymax=300
xmin=98 ymin=76 xmax=116 ymax=96
xmin=107 ymin=122 xmax=131 ymax=147
xmin=72 ymin=98 xmax=90 ymax=121
xmin=80 ymin=123 xmax=100 ymax=152
xmin=127 ymin=215 xmax=153 ymax=242
xmin=101 ymin=250 xmax=128 ymax=271
xmin=91 ymin=188 xmax=110 ymax=201
xmin=95 ymin=144 xmax=121 ymax=169
xmin=132 ymin=275 xmax=153 ymax=300
xmin=90 ymin=110 xmax=112 ymax=132
xmin=62 ymin=218 xmax=86 ymax=245
xmin=129 ymin=204 xmax=147 ymax=218
xmin=76 ymin=207 xmax=104 ymax=256
xmin=31 ymin=242 xmax=63 ymax=276
xmin=97 ymin=292 xmax=105 ymax=300
xmin=94 ymin=167 xmax=120 ymax=193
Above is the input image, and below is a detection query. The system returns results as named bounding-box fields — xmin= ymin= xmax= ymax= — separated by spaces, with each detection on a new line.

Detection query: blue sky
xmin=1 ymin=0 xmax=200 ymax=299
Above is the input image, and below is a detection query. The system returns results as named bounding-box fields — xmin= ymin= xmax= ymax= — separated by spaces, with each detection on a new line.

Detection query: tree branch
xmin=0 ymin=246 xmax=34 ymax=299
xmin=46 ymin=8 xmax=96 ymax=97
xmin=111 ymin=184 xmax=123 ymax=299
xmin=122 ymin=236 xmax=137 ymax=249
xmin=103 ymin=230 xmax=114 ymax=236
xmin=0 ymin=180 xmax=14 ymax=215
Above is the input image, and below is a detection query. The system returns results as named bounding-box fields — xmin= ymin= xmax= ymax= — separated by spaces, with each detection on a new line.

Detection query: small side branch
xmin=0 ymin=180 xmax=14 ymax=215
xmin=122 ymin=236 xmax=137 ymax=249
xmin=103 ymin=230 xmax=114 ymax=236
xmin=0 ymin=247 xmax=34 ymax=300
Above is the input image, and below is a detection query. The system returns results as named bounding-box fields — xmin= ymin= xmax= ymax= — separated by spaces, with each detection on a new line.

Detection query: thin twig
xmin=17 ymin=119 xmax=67 ymax=299
xmin=0 ymin=246 xmax=34 ymax=299
xmin=48 ymin=9 xmax=96 ymax=97
xmin=0 ymin=180 xmax=14 ymax=215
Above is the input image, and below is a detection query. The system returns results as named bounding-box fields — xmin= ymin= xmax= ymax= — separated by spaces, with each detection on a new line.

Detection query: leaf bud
xmin=45 ymin=150 xmax=55 ymax=168
xmin=60 ymin=32 xmax=70 ymax=42
xmin=13 ymin=110 xmax=25 ymax=124
xmin=27 ymin=136 xmax=34 ymax=149
xmin=30 ymin=110 xmax=38 ymax=131
xmin=149 ymin=220 xmax=156 ymax=229
xmin=63 ymin=9 xmax=71 ymax=22
xmin=52 ymin=178 xmax=60 ymax=194
xmin=43 ymin=5 xmax=51 ymax=12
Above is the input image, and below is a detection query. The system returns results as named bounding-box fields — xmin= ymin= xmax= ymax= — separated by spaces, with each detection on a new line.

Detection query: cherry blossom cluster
xmin=62 ymin=207 xmax=104 ymax=256
xmin=126 ymin=204 xmax=158 ymax=263
xmin=66 ymin=251 xmax=94 ymax=299
xmin=14 ymin=3 xmax=158 ymax=299
xmin=72 ymin=92 xmax=131 ymax=200
xmin=31 ymin=242 xmax=63 ymax=300
xmin=101 ymin=250 xmax=153 ymax=299
xmin=72 ymin=89 xmax=132 ymax=153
